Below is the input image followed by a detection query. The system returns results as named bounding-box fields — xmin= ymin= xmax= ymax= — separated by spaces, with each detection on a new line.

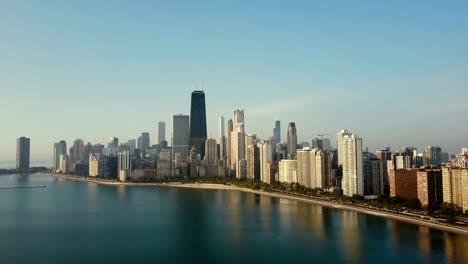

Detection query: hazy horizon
xmin=1 ymin=1 xmax=468 ymax=162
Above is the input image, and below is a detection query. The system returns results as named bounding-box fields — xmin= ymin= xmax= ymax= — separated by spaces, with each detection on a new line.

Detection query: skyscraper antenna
xmin=193 ymin=73 xmax=196 ymax=91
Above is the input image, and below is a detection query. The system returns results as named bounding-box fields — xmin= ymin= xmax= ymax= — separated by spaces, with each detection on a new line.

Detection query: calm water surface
xmin=0 ymin=174 xmax=467 ymax=264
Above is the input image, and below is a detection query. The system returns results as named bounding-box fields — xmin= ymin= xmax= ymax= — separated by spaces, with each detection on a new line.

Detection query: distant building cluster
xmin=16 ymin=88 xmax=468 ymax=211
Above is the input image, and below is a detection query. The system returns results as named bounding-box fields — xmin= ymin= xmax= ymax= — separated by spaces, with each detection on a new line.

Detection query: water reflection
xmin=87 ymin=182 xmax=98 ymax=211
xmin=340 ymin=210 xmax=362 ymax=263
xmin=2 ymin=174 xmax=468 ymax=263
xmin=444 ymin=232 xmax=468 ymax=263
xmin=418 ymin=226 xmax=431 ymax=258
xmin=117 ymin=185 xmax=127 ymax=203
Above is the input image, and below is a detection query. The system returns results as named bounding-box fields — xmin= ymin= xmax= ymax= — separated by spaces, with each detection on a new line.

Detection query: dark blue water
xmin=0 ymin=174 xmax=466 ymax=264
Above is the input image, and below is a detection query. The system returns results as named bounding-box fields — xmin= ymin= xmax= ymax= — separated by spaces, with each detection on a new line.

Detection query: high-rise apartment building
xmin=16 ymin=137 xmax=30 ymax=170
xmin=442 ymin=165 xmax=468 ymax=211
xmin=287 ymin=122 xmax=297 ymax=159
xmin=339 ymin=132 xmax=364 ymax=196
xmin=417 ymin=169 xmax=443 ymax=207
xmin=296 ymin=148 xmax=333 ymax=189
xmin=258 ymin=140 xmax=272 ymax=183
xmin=118 ymin=151 xmax=132 ymax=182
xmin=336 ymin=129 xmax=352 ymax=167
xmin=189 ymin=90 xmax=208 ymax=158
xmin=53 ymin=140 xmax=67 ymax=171
xmin=173 ymin=114 xmax=190 ymax=160
xmin=279 ymin=159 xmax=297 ymax=183
xmin=158 ymin=122 xmax=166 ymax=144
xmin=389 ymin=169 xmax=418 ymax=199
xmin=59 ymin=154 xmax=69 ymax=173
xmin=205 ymin=138 xmax=217 ymax=166
xmin=89 ymin=153 xmax=100 ymax=177
xmin=389 ymin=168 xmax=443 ymax=207
xmin=246 ymin=144 xmax=260 ymax=181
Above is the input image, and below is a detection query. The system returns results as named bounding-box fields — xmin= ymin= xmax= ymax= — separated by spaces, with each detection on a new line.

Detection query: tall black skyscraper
xmin=189 ymin=90 xmax=207 ymax=158
xmin=16 ymin=137 xmax=30 ymax=170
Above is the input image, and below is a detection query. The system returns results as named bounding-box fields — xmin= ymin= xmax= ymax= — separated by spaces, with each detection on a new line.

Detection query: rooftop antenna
xmin=192 ymin=73 xmax=196 ymax=91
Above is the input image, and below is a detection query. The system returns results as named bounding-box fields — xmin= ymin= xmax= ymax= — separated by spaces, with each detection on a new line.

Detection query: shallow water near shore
xmin=0 ymin=174 xmax=467 ymax=264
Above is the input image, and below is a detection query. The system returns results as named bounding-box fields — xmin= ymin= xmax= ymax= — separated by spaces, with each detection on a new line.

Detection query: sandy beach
xmin=46 ymin=173 xmax=468 ymax=236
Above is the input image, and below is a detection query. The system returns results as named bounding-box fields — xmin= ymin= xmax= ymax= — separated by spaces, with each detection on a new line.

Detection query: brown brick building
xmin=390 ymin=168 xmax=443 ymax=207
xmin=390 ymin=169 xmax=418 ymax=199
xmin=417 ymin=170 xmax=443 ymax=207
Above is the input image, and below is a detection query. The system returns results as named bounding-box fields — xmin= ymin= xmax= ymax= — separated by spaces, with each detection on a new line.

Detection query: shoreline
xmin=42 ymin=173 xmax=468 ymax=236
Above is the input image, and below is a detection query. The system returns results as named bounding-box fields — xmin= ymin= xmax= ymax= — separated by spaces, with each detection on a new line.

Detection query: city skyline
xmin=1 ymin=1 xmax=468 ymax=161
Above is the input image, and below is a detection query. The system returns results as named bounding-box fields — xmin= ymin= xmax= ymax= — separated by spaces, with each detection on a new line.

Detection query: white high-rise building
xmin=337 ymin=129 xmax=352 ymax=167
xmin=230 ymin=110 xmax=246 ymax=178
xmin=173 ymin=114 xmax=190 ymax=160
xmin=59 ymin=154 xmax=69 ymax=174
xmin=118 ymin=151 xmax=132 ymax=182
xmin=219 ymin=116 xmax=226 ymax=161
xmin=296 ymin=148 xmax=330 ymax=189
xmin=339 ymin=133 xmax=364 ymax=196
xmin=297 ymin=148 xmax=315 ymax=187
xmin=258 ymin=140 xmax=272 ymax=183
xmin=53 ymin=140 xmax=67 ymax=171
xmin=231 ymin=124 xmax=246 ymax=179
xmin=245 ymin=134 xmax=256 ymax=156
xmin=205 ymin=138 xmax=218 ymax=166
xmin=279 ymin=159 xmax=297 ymax=183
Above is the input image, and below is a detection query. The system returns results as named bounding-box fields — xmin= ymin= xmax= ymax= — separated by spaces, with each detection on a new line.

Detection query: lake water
xmin=0 ymin=174 xmax=467 ymax=264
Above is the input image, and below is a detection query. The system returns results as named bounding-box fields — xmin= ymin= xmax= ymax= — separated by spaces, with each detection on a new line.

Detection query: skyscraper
xmin=84 ymin=143 xmax=93 ymax=164
xmin=219 ymin=116 xmax=226 ymax=161
xmin=141 ymin=132 xmax=150 ymax=153
xmin=73 ymin=139 xmax=85 ymax=162
xmin=158 ymin=122 xmax=166 ymax=144
xmin=16 ymin=137 xmax=30 ymax=170
xmin=258 ymin=140 xmax=272 ymax=183
xmin=425 ymin=146 xmax=442 ymax=167
xmin=127 ymin=139 xmax=136 ymax=155
xmin=108 ymin=137 xmax=119 ymax=148
xmin=246 ymin=144 xmax=260 ymax=181
xmin=336 ymin=129 xmax=352 ymax=167
xmin=339 ymin=133 xmax=364 ymax=196
xmin=118 ymin=151 xmax=132 ymax=182
xmin=287 ymin=122 xmax=297 ymax=159
xmin=189 ymin=90 xmax=207 ymax=158
xmin=205 ymin=138 xmax=217 ymax=165
xmin=245 ymin=134 xmax=256 ymax=155
xmin=107 ymin=137 xmax=118 ymax=157
xmin=173 ymin=114 xmax=190 ymax=160
xmin=232 ymin=124 xmax=246 ymax=178
xmin=227 ymin=119 xmax=233 ymax=174
xmin=273 ymin=119 xmax=281 ymax=147
xmin=53 ymin=140 xmax=67 ymax=171
xmin=231 ymin=110 xmax=246 ymax=178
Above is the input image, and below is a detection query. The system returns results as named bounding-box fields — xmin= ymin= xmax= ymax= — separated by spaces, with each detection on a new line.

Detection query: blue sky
xmin=1 ymin=1 xmax=468 ymax=162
